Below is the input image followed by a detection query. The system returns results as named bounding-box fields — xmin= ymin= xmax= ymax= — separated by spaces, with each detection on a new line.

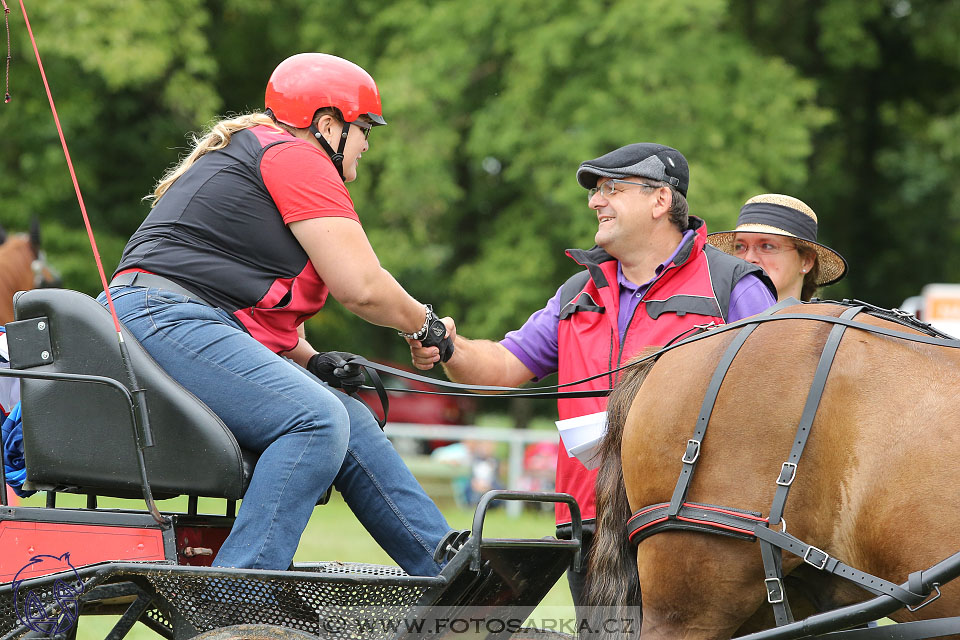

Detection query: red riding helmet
xmin=265 ymin=53 xmax=386 ymax=128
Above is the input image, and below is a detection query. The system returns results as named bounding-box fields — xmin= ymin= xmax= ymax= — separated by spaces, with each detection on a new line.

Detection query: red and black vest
xmin=553 ymin=217 xmax=773 ymax=527
xmin=115 ymin=127 xmax=329 ymax=353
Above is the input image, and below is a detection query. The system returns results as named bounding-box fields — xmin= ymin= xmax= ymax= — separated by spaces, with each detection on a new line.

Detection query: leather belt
xmin=110 ymin=271 xmax=212 ymax=306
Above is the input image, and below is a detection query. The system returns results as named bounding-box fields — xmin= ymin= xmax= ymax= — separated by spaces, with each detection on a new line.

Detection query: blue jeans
xmin=99 ymin=286 xmax=451 ymax=574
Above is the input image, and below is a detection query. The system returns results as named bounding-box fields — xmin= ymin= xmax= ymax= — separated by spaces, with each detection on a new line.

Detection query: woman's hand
xmin=307 ymin=351 xmax=365 ymax=393
xmin=408 ymin=317 xmax=456 ymax=370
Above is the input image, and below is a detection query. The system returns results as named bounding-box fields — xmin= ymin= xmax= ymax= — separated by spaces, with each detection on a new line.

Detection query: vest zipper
xmin=615 ymin=262 xmax=679 ymax=377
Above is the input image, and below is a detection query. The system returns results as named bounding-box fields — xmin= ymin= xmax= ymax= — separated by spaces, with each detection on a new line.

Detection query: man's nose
xmin=589 ymin=191 xmax=606 ymax=210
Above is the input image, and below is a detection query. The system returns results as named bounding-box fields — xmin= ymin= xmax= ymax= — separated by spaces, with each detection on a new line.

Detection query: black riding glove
xmin=398 ymin=304 xmax=455 ymax=363
xmin=419 ymin=316 xmax=455 ymax=363
xmin=307 ymin=351 xmax=365 ymax=394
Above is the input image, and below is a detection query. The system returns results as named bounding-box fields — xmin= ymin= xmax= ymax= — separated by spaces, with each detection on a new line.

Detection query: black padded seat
xmin=7 ymin=288 xmax=254 ymax=499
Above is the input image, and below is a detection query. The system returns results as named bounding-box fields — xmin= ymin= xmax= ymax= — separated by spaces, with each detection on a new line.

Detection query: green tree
xmin=731 ymin=0 xmax=960 ymax=306
xmin=2 ymin=0 xmax=829 ymax=365
xmin=0 ymin=0 xmax=221 ymax=291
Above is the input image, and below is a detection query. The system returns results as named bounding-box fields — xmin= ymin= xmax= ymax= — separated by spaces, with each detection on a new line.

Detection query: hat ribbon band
xmin=738 ymin=202 xmax=818 ymax=242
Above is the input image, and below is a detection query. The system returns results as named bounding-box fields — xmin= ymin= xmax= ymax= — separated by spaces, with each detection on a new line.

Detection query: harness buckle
xmin=803 ymin=545 xmax=829 ymax=570
xmin=776 ymin=462 xmax=797 ymax=486
xmin=764 ymin=577 xmax=784 ymax=604
xmin=681 ymin=439 xmax=701 ymax=464
xmin=907 ymin=584 xmax=941 ymax=612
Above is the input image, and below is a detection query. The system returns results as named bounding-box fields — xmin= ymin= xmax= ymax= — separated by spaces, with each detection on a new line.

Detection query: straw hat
xmin=706 ymin=194 xmax=847 ymax=287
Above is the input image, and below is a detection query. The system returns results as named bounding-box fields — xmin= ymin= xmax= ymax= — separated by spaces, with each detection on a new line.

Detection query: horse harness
xmin=624 ymin=298 xmax=955 ymax=625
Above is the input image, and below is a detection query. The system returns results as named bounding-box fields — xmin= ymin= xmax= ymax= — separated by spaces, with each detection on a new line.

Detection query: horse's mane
xmin=584 ymin=346 xmax=661 ymax=625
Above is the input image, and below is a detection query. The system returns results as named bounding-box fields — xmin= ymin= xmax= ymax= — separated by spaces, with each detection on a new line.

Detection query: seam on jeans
xmin=342 ymin=447 xmax=438 ymax=564
xmin=250 ymin=422 xmax=320 ymax=567
xmin=135 ymin=288 xmax=159 ymax=332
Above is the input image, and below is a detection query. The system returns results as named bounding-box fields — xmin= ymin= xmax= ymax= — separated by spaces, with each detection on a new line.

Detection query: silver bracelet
xmin=398 ymin=304 xmax=433 ymax=340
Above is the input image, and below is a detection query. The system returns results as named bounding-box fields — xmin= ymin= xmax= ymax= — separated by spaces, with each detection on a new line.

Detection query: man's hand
xmin=418 ymin=315 xmax=454 ymax=362
xmin=408 ymin=317 xmax=456 ymax=370
xmin=307 ymin=351 xmax=365 ymax=393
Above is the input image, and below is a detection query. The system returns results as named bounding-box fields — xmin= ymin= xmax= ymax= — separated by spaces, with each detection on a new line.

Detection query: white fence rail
xmin=384 ymin=423 xmax=559 ymax=517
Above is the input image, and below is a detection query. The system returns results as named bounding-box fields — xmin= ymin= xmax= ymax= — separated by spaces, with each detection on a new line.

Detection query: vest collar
xmin=565 ymin=216 xmax=708 ymax=288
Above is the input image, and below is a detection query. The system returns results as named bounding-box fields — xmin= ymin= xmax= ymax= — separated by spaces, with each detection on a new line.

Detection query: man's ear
xmin=651 ymin=186 xmax=673 ymax=220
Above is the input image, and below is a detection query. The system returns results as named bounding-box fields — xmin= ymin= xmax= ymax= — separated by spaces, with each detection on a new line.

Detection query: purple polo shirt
xmin=501 ymin=234 xmax=776 ymax=380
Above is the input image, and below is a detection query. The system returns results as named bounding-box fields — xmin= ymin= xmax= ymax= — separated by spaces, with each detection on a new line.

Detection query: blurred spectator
xmin=466 ymin=440 xmax=503 ymax=505
xmin=519 ymin=441 xmax=559 ymax=511
xmin=429 ymin=439 xmax=504 ymax=507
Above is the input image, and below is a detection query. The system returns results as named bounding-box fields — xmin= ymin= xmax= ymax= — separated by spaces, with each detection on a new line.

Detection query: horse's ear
xmin=29 ymin=216 xmax=40 ymax=250
xmin=0 ymin=223 xmax=6 ymax=245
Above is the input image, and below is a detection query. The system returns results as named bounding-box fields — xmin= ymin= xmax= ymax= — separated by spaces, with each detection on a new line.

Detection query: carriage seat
xmin=7 ymin=288 xmax=254 ymax=500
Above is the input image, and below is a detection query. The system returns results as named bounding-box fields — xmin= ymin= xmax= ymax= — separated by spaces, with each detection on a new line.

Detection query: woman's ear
xmin=313 ymin=114 xmax=339 ymax=144
xmin=801 ymin=250 xmax=816 ymax=273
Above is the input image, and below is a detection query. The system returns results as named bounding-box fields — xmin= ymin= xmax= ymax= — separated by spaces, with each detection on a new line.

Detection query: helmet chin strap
xmin=309 ymin=122 xmax=351 ymax=181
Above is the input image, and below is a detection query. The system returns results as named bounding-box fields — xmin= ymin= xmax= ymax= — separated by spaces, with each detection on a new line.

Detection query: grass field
xmin=14 ymin=491 xmax=575 ymax=639
xmin=12 ymin=485 xmax=897 ymax=638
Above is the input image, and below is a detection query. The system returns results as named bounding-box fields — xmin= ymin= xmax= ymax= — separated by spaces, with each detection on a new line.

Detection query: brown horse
xmin=585 ymin=302 xmax=960 ymax=639
xmin=0 ymin=228 xmax=61 ymax=325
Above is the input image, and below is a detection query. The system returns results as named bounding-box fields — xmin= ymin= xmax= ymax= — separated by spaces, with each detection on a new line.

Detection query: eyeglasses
xmin=588 ymin=179 xmax=658 ymax=200
xmin=351 ymin=120 xmax=373 ymax=140
xmin=732 ymin=239 xmax=798 ymax=256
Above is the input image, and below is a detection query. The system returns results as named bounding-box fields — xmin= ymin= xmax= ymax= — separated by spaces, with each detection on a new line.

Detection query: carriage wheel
xmin=190 ymin=624 xmax=320 ymax=640
xmin=509 ymin=628 xmax=576 ymax=640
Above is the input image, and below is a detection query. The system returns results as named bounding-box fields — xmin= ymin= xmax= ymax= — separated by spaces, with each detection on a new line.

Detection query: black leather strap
xmin=756 ymin=305 xmax=864 ymax=626
xmin=666 ymin=321 xmax=758 ymax=516
xmin=753 ymin=526 xmax=927 ymax=607
xmin=351 ymin=356 xmax=612 ymax=399
xmin=352 ymin=365 xmax=388 ymax=430
xmin=760 ymin=534 xmax=793 ymax=625
xmin=679 ymin=311 xmax=960 ymax=351
xmin=666 ymin=297 xmax=799 ymax=517
xmin=767 ymin=305 xmax=864 ymax=525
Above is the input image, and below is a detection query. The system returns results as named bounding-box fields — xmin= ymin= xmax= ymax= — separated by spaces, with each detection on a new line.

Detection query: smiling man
xmin=409 ymin=143 xmax=777 ymax=610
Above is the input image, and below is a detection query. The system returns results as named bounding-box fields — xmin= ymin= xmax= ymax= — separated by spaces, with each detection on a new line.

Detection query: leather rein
xmin=625 ymin=298 xmax=960 ymax=624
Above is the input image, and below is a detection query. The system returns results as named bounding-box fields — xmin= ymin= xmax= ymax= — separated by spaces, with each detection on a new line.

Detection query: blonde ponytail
xmin=147 ymin=113 xmax=284 ymax=206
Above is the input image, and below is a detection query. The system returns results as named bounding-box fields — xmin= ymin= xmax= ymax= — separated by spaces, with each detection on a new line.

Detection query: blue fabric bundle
xmin=1 ymin=403 xmax=32 ymax=497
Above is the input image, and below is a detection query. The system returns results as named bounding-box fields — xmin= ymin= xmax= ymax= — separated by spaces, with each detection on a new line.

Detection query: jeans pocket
xmin=144 ymin=288 xmax=192 ymax=306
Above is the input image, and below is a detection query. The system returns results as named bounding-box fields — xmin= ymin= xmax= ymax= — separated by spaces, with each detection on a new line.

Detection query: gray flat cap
xmin=577 ymin=143 xmax=689 ymax=197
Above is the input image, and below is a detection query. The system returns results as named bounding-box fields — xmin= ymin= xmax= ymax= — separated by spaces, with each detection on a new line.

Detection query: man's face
xmin=588 ymin=177 xmax=662 ymax=255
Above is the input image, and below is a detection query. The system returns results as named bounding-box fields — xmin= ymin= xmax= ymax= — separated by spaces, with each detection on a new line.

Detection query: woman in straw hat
xmin=706 ymin=194 xmax=847 ymax=301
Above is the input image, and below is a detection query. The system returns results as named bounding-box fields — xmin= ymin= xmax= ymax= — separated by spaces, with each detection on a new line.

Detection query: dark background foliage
xmin=2 ymin=0 xmax=957 ymax=377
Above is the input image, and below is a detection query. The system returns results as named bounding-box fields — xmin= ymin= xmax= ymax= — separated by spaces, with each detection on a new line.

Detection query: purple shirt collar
xmin=616 ymin=230 xmax=695 ymax=338
xmin=616 ymin=229 xmax=693 ymax=292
